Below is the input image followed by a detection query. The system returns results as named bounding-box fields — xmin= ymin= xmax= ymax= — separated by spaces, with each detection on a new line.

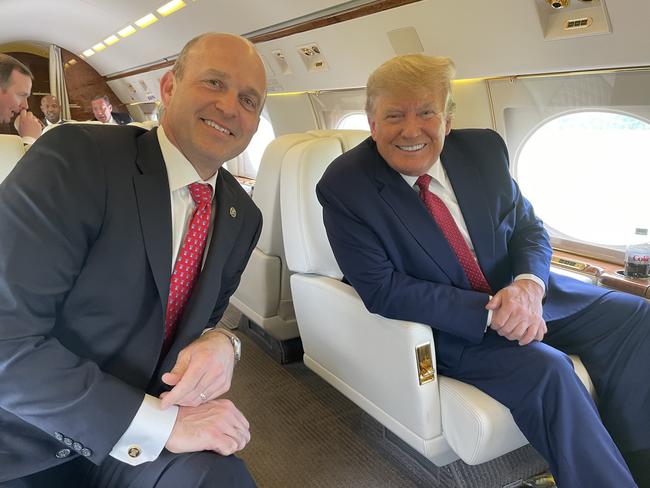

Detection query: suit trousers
xmin=1 ymin=451 xmax=256 ymax=488
xmin=439 ymin=291 xmax=649 ymax=488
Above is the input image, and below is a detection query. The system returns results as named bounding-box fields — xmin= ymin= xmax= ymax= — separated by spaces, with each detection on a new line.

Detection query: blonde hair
xmin=365 ymin=54 xmax=456 ymax=117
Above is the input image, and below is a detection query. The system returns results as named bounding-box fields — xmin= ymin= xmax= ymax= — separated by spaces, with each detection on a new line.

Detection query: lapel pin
xmin=229 ymin=206 xmax=237 ymax=218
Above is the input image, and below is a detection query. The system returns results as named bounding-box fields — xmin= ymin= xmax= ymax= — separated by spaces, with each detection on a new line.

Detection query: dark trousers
xmin=1 ymin=451 xmax=256 ymax=488
xmin=440 ymin=291 xmax=650 ymax=488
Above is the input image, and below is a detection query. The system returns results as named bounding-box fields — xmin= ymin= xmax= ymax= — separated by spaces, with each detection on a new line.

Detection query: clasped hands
xmin=486 ymin=279 xmax=547 ymax=346
xmin=161 ymin=329 xmax=250 ymax=456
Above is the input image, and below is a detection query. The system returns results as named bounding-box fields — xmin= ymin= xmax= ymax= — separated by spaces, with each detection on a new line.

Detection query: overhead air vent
xmin=296 ymin=43 xmax=329 ymax=73
xmin=565 ymin=17 xmax=593 ymax=29
xmin=535 ymin=0 xmax=611 ymax=40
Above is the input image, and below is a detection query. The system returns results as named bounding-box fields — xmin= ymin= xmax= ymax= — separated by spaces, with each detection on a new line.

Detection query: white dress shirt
xmin=402 ymin=159 xmax=545 ymax=326
xmin=110 ymin=125 xmax=217 ymax=465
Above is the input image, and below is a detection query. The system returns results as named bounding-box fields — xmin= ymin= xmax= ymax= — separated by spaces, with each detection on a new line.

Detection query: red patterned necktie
xmin=163 ymin=183 xmax=213 ymax=352
xmin=416 ymin=174 xmax=492 ymax=293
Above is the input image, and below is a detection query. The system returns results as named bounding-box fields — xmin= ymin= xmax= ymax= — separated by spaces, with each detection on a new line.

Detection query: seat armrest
xmin=291 ymin=274 xmax=443 ymax=442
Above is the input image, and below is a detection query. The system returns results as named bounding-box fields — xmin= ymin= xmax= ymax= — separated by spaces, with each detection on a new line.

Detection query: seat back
xmin=231 ymin=131 xmax=368 ymax=340
xmin=0 ymin=135 xmax=26 ymax=183
xmin=281 ymin=130 xmax=369 ymax=278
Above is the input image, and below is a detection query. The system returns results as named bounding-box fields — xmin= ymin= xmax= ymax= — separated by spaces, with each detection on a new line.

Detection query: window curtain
xmin=308 ymin=88 xmax=366 ymax=129
xmin=48 ymin=45 xmax=71 ymax=120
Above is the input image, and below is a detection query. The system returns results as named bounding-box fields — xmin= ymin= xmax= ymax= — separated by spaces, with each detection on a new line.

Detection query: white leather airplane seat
xmin=0 ymin=134 xmax=26 ymax=183
xmin=230 ymin=130 xmax=369 ymax=361
xmin=279 ymin=129 xmax=595 ymax=466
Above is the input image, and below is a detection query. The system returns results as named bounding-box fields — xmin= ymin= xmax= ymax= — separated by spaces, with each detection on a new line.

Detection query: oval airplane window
xmin=515 ymin=111 xmax=650 ymax=247
xmin=336 ymin=112 xmax=369 ymax=131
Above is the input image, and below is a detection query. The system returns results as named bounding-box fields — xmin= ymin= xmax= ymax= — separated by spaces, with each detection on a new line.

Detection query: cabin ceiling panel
xmin=0 ymin=0 xmax=355 ymax=75
xmin=256 ymin=0 xmax=650 ymax=92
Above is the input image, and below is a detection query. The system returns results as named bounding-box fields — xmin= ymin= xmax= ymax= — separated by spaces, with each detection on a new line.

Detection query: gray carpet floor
xmin=221 ymin=306 xmax=547 ymax=488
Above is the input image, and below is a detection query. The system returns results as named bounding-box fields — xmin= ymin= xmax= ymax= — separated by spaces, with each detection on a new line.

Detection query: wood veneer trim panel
xmin=105 ymin=0 xmax=421 ymax=82
xmin=552 ymin=250 xmax=650 ymax=298
xmin=247 ymin=0 xmax=421 ymax=43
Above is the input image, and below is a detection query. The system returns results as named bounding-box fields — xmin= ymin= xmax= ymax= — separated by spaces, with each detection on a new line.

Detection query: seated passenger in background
xmin=316 ymin=54 xmax=649 ymax=488
xmin=0 ymin=53 xmax=42 ymax=145
xmin=91 ymin=94 xmax=133 ymax=125
xmin=40 ymin=94 xmax=71 ymax=134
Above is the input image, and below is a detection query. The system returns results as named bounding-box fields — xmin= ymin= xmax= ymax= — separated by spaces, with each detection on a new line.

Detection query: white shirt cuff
xmin=109 ymin=394 xmax=178 ymax=466
xmin=514 ymin=273 xmax=546 ymax=295
xmin=21 ymin=136 xmax=35 ymax=146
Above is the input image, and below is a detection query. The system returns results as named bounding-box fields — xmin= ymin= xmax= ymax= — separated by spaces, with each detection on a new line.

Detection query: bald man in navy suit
xmin=317 ymin=54 xmax=649 ymax=487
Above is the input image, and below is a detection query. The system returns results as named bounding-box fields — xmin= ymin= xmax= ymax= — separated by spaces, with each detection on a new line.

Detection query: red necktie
xmin=163 ymin=183 xmax=213 ymax=351
xmin=416 ymin=174 xmax=492 ymax=293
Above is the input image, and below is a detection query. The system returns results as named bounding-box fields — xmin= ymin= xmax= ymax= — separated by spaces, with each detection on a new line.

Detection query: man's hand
xmin=16 ymin=110 xmax=42 ymax=139
xmin=160 ymin=330 xmax=235 ymax=409
xmin=486 ymin=279 xmax=547 ymax=346
xmin=165 ymin=399 xmax=250 ymax=455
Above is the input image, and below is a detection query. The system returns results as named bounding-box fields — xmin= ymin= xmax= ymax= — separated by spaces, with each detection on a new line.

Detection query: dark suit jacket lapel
xmin=133 ymin=128 xmax=172 ymax=318
xmin=371 ymin=148 xmax=467 ymax=286
xmin=441 ymin=138 xmax=496 ymax=286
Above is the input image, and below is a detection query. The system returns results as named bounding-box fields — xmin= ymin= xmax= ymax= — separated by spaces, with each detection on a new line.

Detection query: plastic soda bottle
xmin=624 ymin=228 xmax=650 ymax=279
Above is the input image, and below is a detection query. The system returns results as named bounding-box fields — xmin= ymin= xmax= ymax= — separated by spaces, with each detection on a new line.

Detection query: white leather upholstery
xmin=0 ymin=134 xmax=26 ymax=183
xmin=128 ymin=120 xmax=159 ymax=130
xmin=280 ymin=129 xmax=595 ymax=466
xmin=230 ymin=133 xmax=319 ymax=339
xmin=232 ymin=130 xmax=369 ymax=339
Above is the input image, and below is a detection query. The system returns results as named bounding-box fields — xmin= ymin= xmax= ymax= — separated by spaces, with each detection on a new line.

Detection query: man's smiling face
xmin=368 ymin=91 xmax=451 ymax=176
xmin=160 ymin=34 xmax=266 ymax=176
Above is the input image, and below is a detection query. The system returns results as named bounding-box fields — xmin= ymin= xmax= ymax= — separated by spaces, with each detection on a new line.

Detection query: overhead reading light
xmin=92 ymin=43 xmax=106 ymax=52
xmin=546 ymin=0 xmax=569 ymax=8
xmin=104 ymin=35 xmax=120 ymax=46
xmin=82 ymin=49 xmax=95 ymax=57
xmin=157 ymin=0 xmax=186 ymax=16
xmin=118 ymin=25 xmax=136 ymax=37
xmin=135 ymin=13 xmax=159 ymax=28
xmin=68 ymin=59 xmax=78 ymax=65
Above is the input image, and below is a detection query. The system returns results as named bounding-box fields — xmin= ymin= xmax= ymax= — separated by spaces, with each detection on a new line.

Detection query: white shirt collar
xmin=401 ymin=158 xmax=451 ymax=191
xmin=46 ymin=119 xmax=62 ymax=126
xmin=157 ymin=125 xmax=217 ymax=198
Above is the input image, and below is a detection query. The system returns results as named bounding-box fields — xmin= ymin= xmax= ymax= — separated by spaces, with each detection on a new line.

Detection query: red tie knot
xmin=189 ymin=183 xmax=213 ymax=205
xmin=415 ymin=174 xmax=432 ymax=193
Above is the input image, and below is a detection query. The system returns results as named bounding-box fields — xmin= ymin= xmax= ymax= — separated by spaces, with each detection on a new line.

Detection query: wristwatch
xmin=212 ymin=328 xmax=241 ymax=362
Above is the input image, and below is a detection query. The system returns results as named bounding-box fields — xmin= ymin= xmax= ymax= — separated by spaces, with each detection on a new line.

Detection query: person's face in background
xmin=92 ymin=98 xmax=113 ymax=123
xmin=0 ymin=70 xmax=31 ymax=124
xmin=41 ymin=95 xmax=61 ymax=123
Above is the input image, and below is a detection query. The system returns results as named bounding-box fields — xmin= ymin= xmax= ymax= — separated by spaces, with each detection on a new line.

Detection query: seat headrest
xmin=281 ymin=130 xmax=369 ymax=278
xmin=0 ymin=135 xmax=26 ymax=183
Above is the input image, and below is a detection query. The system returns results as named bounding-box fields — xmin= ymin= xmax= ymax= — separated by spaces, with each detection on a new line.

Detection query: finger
xmin=491 ymin=307 xmax=514 ymax=333
xmin=224 ymin=421 xmax=251 ymax=452
xmin=161 ymin=353 xmax=190 ymax=386
xmin=518 ymin=323 xmax=538 ymax=346
xmin=162 ymin=362 xmax=209 ymax=408
xmin=212 ymin=433 xmax=241 ymax=456
xmin=504 ymin=318 xmax=526 ymax=341
xmin=485 ymin=293 xmax=501 ymax=310
xmin=535 ymin=320 xmax=547 ymax=342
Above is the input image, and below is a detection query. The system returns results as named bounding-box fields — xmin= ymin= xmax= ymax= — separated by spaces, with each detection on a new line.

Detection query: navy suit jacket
xmin=317 ymin=129 xmax=609 ymax=368
xmin=0 ymin=125 xmax=261 ymax=481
